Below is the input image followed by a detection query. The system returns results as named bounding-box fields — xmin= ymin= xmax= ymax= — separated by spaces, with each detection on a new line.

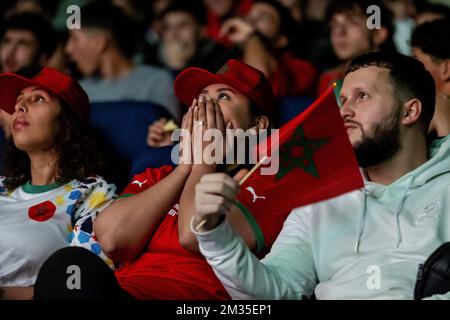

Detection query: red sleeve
xmin=120 ymin=165 xmax=175 ymax=196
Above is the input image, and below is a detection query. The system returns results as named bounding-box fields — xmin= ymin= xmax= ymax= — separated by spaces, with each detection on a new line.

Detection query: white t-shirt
xmin=0 ymin=176 xmax=115 ymax=286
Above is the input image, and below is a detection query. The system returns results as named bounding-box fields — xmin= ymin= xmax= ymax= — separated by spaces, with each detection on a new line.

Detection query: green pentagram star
xmin=276 ymin=124 xmax=330 ymax=181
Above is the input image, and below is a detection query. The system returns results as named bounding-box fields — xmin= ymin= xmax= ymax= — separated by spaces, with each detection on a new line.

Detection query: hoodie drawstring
xmin=355 ymin=188 xmax=368 ymax=253
xmin=354 ymin=174 xmax=415 ymax=253
xmin=394 ymin=174 xmax=415 ymax=248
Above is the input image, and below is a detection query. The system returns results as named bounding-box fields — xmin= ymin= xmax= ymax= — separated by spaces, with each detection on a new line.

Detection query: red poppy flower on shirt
xmin=28 ymin=201 xmax=56 ymax=222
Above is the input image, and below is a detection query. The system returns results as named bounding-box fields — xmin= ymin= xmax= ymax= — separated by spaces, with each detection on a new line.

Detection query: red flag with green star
xmin=243 ymin=86 xmax=363 ymax=214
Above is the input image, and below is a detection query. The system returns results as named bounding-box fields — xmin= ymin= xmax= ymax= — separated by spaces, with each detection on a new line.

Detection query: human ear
xmin=439 ymin=58 xmax=450 ymax=82
xmin=251 ymin=116 xmax=270 ymax=130
xmin=401 ymin=99 xmax=422 ymax=126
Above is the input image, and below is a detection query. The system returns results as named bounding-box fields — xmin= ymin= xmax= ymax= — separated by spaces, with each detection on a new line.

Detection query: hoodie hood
xmin=364 ymin=135 xmax=450 ymax=197
xmin=355 ymin=135 xmax=450 ymax=253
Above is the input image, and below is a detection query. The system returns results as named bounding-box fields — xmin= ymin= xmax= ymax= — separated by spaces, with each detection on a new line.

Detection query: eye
xmin=358 ymin=91 xmax=367 ymax=101
xmin=33 ymin=95 xmax=45 ymax=102
xmin=218 ymin=92 xmax=230 ymax=100
xmin=348 ymin=19 xmax=359 ymax=26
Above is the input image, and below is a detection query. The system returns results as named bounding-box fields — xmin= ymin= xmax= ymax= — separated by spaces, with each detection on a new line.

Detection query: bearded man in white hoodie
xmin=190 ymin=51 xmax=450 ymax=300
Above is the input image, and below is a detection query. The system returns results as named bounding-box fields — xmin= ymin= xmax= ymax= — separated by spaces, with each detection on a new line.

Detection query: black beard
xmin=353 ymin=112 xmax=402 ymax=168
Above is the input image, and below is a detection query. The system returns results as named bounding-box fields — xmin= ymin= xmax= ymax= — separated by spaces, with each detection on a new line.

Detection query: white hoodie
xmin=193 ymin=135 xmax=450 ymax=300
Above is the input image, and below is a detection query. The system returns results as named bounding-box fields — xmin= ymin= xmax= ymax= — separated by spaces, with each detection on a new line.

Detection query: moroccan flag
xmin=243 ymin=86 xmax=363 ymax=214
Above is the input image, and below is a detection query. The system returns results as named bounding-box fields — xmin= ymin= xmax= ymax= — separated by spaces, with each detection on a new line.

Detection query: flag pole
xmin=238 ymin=155 xmax=268 ymax=186
xmin=194 ymin=156 xmax=268 ymax=231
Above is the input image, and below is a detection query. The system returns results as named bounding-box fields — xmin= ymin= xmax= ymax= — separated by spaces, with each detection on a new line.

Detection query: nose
xmin=332 ymin=23 xmax=347 ymax=37
xmin=65 ymin=38 xmax=74 ymax=57
xmin=339 ymin=101 xmax=355 ymax=120
xmin=14 ymin=99 xmax=27 ymax=114
xmin=6 ymin=46 xmax=16 ymax=60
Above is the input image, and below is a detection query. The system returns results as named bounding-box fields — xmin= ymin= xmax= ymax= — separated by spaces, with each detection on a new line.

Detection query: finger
xmin=151 ymin=126 xmax=164 ymax=135
xmin=195 ymin=204 xmax=229 ymax=217
xmin=195 ymin=193 xmax=232 ymax=212
xmin=182 ymin=107 xmax=193 ymax=152
xmin=185 ymin=105 xmax=193 ymax=133
xmin=198 ymin=95 xmax=206 ymax=122
xmin=183 ymin=98 xmax=197 ymax=131
xmin=151 ymin=122 xmax=165 ymax=131
xmin=148 ymin=135 xmax=160 ymax=144
xmin=180 ymin=112 xmax=188 ymax=130
xmin=181 ymin=108 xmax=192 ymax=129
xmin=224 ymin=121 xmax=234 ymax=155
xmin=190 ymin=98 xmax=197 ymax=109
xmin=219 ymin=20 xmax=234 ymax=37
xmin=206 ymin=96 xmax=216 ymax=129
xmin=197 ymin=178 xmax=238 ymax=200
xmin=200 ymin=172 xmax=233 ymax=183
xmin=148 ymin=122 xmax=161 ymax=132
xmin=181 ymin=108 xmax=194 ymax=148
xmin=214 ymin=100 xmax=225 ymax=132
xmin=196 ymin=181 xmax=238 ymax=201
xmin=149 ymin=131 xmax=163 ymax=141
xmin=180 ymin=108 xmax=192 ymax=147
xmin=193 ymin=103 xmax=199 ymax=122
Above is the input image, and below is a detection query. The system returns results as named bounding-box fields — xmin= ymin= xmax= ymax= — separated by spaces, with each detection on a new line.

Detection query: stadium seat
xmin=89 ymin=100 xmax=173 ymax=191
xmin=130 ymin=145 xmax=176 ymax=177
xmin=90 ymin=101 xmax=172 ymax=161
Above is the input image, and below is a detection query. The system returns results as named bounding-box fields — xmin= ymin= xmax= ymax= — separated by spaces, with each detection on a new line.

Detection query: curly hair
xmin=3 ymin=101 xmax=106 ymax=191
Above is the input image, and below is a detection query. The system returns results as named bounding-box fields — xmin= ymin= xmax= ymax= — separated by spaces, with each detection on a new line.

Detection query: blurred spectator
xmin=220 ymin=0 xmax=317 ymax=96
xmin=112 ymin=0 xmax=148 ymax=22
xmin=412 ymin=18 xmax=450 ymax=138
xmin=3 ymin=0 xmax=58 ymax=20
xmin=276 ymin=0 xmax=333 ymax=23
xmin=144 ymin=0 xmax=237 ymax=74
xmin=317 ymin=0 xmax=396 ymax=96
xmin=203 ymin=0 xmax=253 ymax=46
xmin=415 ymin=3 xmax=450 ymax=26
xmin=152 ymin=0 xmax=174 ymax=15
xmin=384 ymin=0 xmax=420 ymax=55
xmin=276 ymin=0 xmax=302 ymax=22
xmin=46 ymin=35 xmax=71 ymax=75
xmin=65 ymin=1 xmax=180 ymax=119
xmin=144 ymin=0 xmax=174 ymax=47
xmin=277 ymin=0 xmax=338 ymax=72
xmin=302 ymin=0 xmax=331 ymax=21
xmin=0 ymin=12 xmax=57 ymax=74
